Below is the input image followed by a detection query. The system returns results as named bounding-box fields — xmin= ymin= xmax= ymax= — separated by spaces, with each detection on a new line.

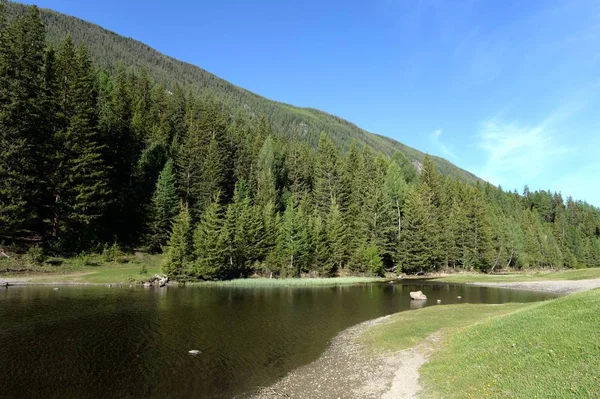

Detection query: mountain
xmin=7 ymin=1 xmax=479 ymax=183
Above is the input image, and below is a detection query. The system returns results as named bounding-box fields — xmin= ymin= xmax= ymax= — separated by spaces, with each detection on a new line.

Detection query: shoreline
xmin=0 ymin=275 xmax=386 ymax=288
xmin=468 ymin=278 xmax=600 ymax=294
xmin=251 ymin=278 xmax=600 ymax=399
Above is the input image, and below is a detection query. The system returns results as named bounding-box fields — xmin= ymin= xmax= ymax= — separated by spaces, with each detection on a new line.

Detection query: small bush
xmin=73 ymin=252 xmax=92 ymax=268
xmin=26 ymin=245 xmax=46 ymax=266
xmin=139 ymin=264 xmax=148 ymax=275
xmin=102 ymin=242 xmax=124 ymax=263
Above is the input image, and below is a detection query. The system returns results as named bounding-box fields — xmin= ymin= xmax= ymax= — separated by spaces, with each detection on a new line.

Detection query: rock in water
xmin=457 ymin=296 xmax=462 ymax=299
xmin=409 ymin=291 xmax=427 ymax=300
xmin=188 ymin=350 xmax=201 ymax=355
xmin=53 ymin=288 xmax=59 ymax=291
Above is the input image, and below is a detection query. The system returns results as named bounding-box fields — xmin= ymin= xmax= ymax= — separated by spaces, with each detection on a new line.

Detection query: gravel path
xmin=252 ymin=315 xmax=437 ymax=399
xmin=470 ymin=278 xmax=600 ymax=294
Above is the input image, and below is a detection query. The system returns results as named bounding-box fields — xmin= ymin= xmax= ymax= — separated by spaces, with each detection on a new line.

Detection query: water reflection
xmin=0 ymin=281 xmax=556 ymax=398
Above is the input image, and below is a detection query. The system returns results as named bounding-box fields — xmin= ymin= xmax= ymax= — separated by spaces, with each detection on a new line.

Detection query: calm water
xmin=0 ymin=281 xmax=556 ymax=398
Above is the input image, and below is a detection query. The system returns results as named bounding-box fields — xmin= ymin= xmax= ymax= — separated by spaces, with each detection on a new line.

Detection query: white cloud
xmin=475 ymin=115 xmax=571 ymax=187
xmin=430 ymin=129 xmax=459 ymax=160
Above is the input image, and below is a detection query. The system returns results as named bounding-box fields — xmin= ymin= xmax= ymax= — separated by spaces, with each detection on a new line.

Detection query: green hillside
xmin=7 ymin=1 xmax=478 ymax=183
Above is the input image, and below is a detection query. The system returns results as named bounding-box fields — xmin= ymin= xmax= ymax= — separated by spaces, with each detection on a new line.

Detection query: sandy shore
xmin=252 ymin=278 xmax=600 ymax=399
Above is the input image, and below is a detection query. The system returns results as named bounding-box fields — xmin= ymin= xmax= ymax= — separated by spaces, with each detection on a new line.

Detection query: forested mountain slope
xmin=7 ymin=1 xmax=478 ymax=183
xmin=2 ymin=4 xmax=599 ymax=279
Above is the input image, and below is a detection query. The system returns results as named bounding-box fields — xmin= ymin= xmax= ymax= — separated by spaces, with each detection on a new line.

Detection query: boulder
xmin=410 ymin=291 xmax=427 ymax=300
xmin=436 ymin=299 xmax=442 ymax=304
xmin=145 ymin=274 xmax=169 ymax=288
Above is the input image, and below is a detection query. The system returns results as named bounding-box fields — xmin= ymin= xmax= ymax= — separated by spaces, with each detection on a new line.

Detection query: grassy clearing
xmin=361 ymin=303 xmax=529 ymax=355
xmin=420 ymin=289 xmax=600 ymax=399
xmin=0 ymin=253 xmax=162 ymax=284
xmin=189 ymin=276 xmax=385 ymax=287
xmin=435 ymin=267 xmax=600 ymax=284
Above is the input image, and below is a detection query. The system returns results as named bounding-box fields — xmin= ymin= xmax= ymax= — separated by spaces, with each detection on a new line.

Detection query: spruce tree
xmin=162 ymin=203 xmax=192 ymax=278
xmin=146 ymin=159 xmax=179 ymax=252
xmin=276 ymin=198 xmax=310 ymax=277
xmin=326 ymin=199 xmax=347 ymax=273
xmin=254 ymin=135 xmax=278 ymax=208
xmin=400 ymin=185 xmax=434 ymax=273
xmin=59 ymin=43 xmax=111 ymax=244
xmin=193 ymin=195 xmax=228 ymax=280
xmin=0 ymin=6 xmax=48 ymax=235
xmin=309 ymin=213 xmax=331 ymax=275
xmin=314 ymin=133 xmax=341 ymax=217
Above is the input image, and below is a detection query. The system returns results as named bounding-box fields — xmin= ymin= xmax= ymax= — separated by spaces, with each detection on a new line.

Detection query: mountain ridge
xmin=8 ymin=1 xmax=480 ymax=184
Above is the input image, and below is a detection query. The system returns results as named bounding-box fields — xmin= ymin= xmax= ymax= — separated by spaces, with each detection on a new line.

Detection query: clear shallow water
xmin=0 ymin=281 xmax=556 ymax=398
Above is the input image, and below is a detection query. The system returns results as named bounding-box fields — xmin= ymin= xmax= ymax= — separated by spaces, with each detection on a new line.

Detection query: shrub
xmin=102 ymin=242 xmax=124 ymax=263
xmin=26 ymin=245 xmax=46 ymax=266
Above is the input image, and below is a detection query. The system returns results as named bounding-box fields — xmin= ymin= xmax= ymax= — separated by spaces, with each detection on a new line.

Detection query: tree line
xmin=1 ymin=5 xmax=599 ymax=280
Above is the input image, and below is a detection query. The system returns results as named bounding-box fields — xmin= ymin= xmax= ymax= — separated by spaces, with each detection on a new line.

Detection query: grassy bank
xmin=0 ymin=253 xmax=162 ymax=284
xmin=420 ymin=288 xmax=600 ymax=398
xmin=1 ymin=255 xmax=384 ymax=286
xmin=361 ymin=303 xmax=530 ymax=354
xmin=435 ymin=267 xmax=600 ymax=284
xmin=190 ymin=276 xmax=385 ymax=287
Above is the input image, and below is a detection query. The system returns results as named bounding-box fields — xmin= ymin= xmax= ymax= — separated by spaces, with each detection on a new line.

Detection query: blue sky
xmin=21 ymin=0 xmax=600 ymax=205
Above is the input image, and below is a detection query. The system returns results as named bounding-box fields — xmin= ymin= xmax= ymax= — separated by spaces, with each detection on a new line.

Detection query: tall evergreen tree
xmin=0 ymin=5 xmax=48 ymax=235
xmin=326 ymin=199 xmax=347 ymax=273
xmin=193 ymin=194 xmax=228 ymax=280
xmin=162 ymin=203 xmax=192 ymax=278
xmin=146 ymin=159 xmax=179 ymax=252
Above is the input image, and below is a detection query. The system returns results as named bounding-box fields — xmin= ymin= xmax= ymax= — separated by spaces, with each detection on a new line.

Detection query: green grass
xmin=191 ymin=276 xmax=385 ymax=287
xmin=435 ymin=267 xmax=600 ymax=284
xmin=420 ymin=289 xmax=600 ymax=398
xmin=361 ymin=303 xmax=529 ymax=355
xmin=0 ymin=253 xmax=162 ymax=284
xmin=1 ymin=254 xmax=383 ymax=286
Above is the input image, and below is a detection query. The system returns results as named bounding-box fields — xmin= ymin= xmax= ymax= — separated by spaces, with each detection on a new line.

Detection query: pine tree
xmin=146 ymin=159 xmax=179 ymax=252
xmin=193 ymin=194 xmax=228 ymax=280
xmin=276 ymin=198 xmax=310 ymax=277
xmin=385 ymin=159 xmax=407 ymax=241
xmin=162 ymin=203 xmax=192 ymax=278
xmin=400 ymin=185 xmax=435 ymax=273
xmin=0 ymin=6 xmax=48 ymax=235
xmin=313 ymin=133 xmax=342 ymax=217
xmin=57 ymin=43 xmax=111 ymax=244
xmin=326 ymin=199 xmax=347 ymax=273
xmin=254 ymin=135 xmax=278 ymax=208
xmin=309 ymin=213 xmax=331 ymax=275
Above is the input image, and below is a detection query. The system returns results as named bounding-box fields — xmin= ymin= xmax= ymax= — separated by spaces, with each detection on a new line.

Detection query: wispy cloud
xmin=475 ymin=115 xmax=572 ymax=187
xmin=430 ymin=129 xmax=459 ymax=160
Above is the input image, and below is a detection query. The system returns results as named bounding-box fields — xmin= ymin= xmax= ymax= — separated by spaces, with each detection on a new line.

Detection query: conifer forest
xmin=2 ymin=4 xmax=600 ymax=280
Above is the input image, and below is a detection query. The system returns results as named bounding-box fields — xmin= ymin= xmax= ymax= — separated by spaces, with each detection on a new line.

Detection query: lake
xmin=0 ymin=281 xmax=556 ymax=398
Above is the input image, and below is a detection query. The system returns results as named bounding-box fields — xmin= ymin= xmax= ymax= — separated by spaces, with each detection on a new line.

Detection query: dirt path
xmin=470 ymin=278 xmax=600 ymax=294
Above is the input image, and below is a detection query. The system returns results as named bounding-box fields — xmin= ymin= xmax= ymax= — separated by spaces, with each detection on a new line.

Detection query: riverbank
xmin=433 ymin=267 xmax=600 ymax=283
xmin=255 ymin=278 xmax=600 ymax=398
